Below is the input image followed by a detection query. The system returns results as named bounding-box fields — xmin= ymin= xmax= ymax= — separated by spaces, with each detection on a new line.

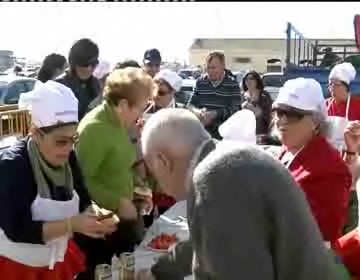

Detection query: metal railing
xmin=0 ymin=105 xmax=30 ymax=138
xmin=286 ymin=22 xmax=359 ymax=68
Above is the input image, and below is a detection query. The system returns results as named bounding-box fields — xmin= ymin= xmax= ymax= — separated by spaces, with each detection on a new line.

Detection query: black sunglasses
xmin=78 ymin=59 xmax=99 ymax=68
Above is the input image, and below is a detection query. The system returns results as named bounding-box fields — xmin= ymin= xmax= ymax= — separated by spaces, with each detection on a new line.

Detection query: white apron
xmin=0 ymin=191 xmax=79 ymax=269
xmin=328 ymin=96 xmax=351 ymax=152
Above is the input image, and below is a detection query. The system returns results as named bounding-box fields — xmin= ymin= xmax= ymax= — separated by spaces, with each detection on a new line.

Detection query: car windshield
xmin=263 ymin=75 xmax=284 ymax=88
xmin=0 ymin=81 xmax=7 ymax=95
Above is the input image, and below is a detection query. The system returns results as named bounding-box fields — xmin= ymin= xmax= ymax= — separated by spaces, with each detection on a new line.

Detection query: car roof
xmin=0 ymin=75 xmax=37 ymax=84
xmin=262 ymin=72 xmax=284 ymax=77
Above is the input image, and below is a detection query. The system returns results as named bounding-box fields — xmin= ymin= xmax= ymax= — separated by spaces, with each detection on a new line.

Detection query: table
xmin=135 ymin=200 xmax=193 ymax=279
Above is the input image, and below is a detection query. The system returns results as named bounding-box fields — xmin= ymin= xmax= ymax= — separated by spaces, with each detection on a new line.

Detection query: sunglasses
xmin=146 ymin=63 xmax=160 ymax=68
xmin=157 ymin=90 xmax=170 ymax=96
xmin=77 ymin=59 xmax=99 ymax=68
xmin=273 ymin=108 xmax=308 ymax=122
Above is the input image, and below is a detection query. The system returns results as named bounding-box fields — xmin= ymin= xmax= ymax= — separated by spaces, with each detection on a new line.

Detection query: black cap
xmin=143 ymin=48 xmax=162 ymax=64
xmin=68 ymin=38 xmax=99 ymax=68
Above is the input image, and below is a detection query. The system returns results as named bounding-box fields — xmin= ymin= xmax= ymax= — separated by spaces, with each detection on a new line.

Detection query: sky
xmin=0 ymin=2 xmax=359 ymax=65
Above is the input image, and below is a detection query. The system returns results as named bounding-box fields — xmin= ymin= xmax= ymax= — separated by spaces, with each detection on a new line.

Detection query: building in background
xmin=189 ymin=38 xmax=355 ymax=73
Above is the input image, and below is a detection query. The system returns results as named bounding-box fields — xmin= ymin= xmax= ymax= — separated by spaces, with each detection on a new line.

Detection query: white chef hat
xmin=218 ymin=109 xmax=257 ymax=144
xmin=93 ymin=60 xmax=111 ymax=80
xmin=329 ymin=62 xmax=356 ymax=85
xmin=20 ymin=80 xmax=78 ymax=128
xmin=273 ymin=77 xmax=327 ymax=117
xmin=154 ymin=69 xmax=182 ymax=92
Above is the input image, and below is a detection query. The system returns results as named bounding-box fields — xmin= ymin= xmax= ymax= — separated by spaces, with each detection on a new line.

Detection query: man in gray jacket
xmin=139 ymin=108 xmax=343 ymax=280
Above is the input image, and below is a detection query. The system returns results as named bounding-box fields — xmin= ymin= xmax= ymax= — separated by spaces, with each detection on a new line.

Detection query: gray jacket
xmin=152 ymin=142 xmax=342 ymax=280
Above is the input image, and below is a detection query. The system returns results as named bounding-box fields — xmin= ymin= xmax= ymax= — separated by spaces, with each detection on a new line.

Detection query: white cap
xmin=93 ymin=60 xmax=111 ymax=80
xmin=20 ymin=80 xmax=78 ymax=128
xmin=154 ymin=69 xmax=182 ymax=92
xmin=273 ymin=78 xmax=327 ymax=117
xmin=329 ymin=62 xmax=356 ymax=85
xmin=218 ymin=109 xmax=257 ymax=144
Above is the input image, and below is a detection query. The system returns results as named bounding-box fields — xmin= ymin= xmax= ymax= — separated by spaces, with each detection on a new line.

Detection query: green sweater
xmin=76 ymin=101 xmax=136 ymax=211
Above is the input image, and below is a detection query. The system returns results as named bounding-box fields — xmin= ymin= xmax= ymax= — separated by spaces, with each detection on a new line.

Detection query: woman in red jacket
xmin=272 ymin=77 xmax=352 ymax=247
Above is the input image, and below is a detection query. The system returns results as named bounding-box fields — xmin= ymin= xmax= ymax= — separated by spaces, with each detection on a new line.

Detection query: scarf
xmin=27 ymin=138 xmax=74 ymax=199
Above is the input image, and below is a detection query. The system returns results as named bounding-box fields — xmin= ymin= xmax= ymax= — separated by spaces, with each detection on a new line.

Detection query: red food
xmin=148 ymin=233 xmax=179 ymax=250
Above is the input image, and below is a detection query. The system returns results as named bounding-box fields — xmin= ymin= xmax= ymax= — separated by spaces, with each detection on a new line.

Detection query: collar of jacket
xmin=279 ymin=135 xmax=328 ymax=163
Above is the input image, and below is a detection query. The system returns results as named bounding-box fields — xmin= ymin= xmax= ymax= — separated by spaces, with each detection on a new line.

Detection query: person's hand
xmin=344 ymin=121 xmax=360 ymax=153
xmin=202 ymin=110 xmax=217 ymax=126
xmin=135 ymin=269 xmax=155 ymax=280
xmin=118 ymin=198 xmax=138 ymax=220
xmin=70 ymin=212 xmax=117 ymax=238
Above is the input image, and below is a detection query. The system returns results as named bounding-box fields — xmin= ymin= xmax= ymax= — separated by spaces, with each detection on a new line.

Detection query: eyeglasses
xmin=38 ymin=129 xmax=78 ymax=148
xmin=273 ymin=108 xmax=307 ymax=123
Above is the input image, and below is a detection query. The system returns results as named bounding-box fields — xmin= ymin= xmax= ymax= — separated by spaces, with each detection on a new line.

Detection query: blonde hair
xmin=103 ymin=67 xmax=157 ymax=107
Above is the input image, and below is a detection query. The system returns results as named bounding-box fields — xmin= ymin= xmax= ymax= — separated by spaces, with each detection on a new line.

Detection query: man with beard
xmin=56 ymin=38 xmax=101 ymax=120
xmin=137 ymin=108 xmax=343 ymax=280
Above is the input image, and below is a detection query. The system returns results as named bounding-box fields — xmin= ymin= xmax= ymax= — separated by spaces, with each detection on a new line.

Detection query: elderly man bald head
xmin=141 ymin=108 xmax=211 ymax=200
xmin=141 ymin=108 xmax=342 ymax=280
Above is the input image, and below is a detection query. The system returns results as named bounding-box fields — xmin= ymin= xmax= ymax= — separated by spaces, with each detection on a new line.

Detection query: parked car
xmin=0 ymin=75 xmax=36 ymax=105
xmin=262 ymin=72 xmax=285 ymax=100
xmin=175 ymin=78 xmax=196 ymax=105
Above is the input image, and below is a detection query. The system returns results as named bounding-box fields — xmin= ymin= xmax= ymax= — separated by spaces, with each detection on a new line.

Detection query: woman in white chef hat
xmin=0 ymin=81 xmax=117 ymax=280
xmin=327 ymin=62 xmax=360 ymax=151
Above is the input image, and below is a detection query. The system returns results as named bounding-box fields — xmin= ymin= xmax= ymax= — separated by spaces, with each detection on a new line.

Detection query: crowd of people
xmin=0 ymin=37 xmax=360 ymax=280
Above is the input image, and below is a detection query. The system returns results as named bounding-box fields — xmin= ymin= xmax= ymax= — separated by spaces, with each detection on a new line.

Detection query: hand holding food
xmin=70 ymin=211 xmax=117 ymax=238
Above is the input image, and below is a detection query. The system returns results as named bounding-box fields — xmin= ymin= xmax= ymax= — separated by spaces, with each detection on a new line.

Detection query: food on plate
xmin=148 ymin=233 xmax=179 ymax=251
xmin=97 ymin=209 xmax=120 ymax=226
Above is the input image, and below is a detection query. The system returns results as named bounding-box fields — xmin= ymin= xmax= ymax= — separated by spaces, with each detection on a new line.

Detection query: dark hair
xmin=242 ymin=71 xmax=264 ymax=92
xmin=115 ymin=60 xmax=141 ymax=69
xmin=68 ymin=38 xmax=99 ymax=68
xmin=37 ymin=53 xmax=67 ymax=83
xmin=206 ymin=51 xmax=225 ymax=64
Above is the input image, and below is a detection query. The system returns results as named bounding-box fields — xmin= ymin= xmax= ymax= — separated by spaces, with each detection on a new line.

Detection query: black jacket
xmin=56 ymin=71 xmax=101 ymax=120
xmin=0 ymin=138 xmax=92 ymax=244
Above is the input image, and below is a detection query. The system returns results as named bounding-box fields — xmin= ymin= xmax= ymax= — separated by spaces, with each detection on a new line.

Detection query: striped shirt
xmin=190 ymin=71 xmax=241 ymax=123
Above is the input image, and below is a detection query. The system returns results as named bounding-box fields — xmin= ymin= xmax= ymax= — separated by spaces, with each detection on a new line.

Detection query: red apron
xmin=0 ymin=240 xmax=85 ymax=280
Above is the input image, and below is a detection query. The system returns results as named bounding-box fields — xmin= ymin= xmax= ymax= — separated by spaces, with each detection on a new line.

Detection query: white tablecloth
xmin=0 ymin=136 xmax=18 ymax=149
xmin=135 ymin=200 xmax=193 ymax=279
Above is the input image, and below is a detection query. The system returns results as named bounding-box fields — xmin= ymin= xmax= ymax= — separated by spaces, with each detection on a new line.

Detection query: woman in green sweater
xmin=74 ymin=67 xmax=156 ymax=280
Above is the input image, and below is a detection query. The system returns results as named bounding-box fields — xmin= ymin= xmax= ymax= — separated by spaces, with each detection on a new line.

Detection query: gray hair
xmin=311 ymin=111 xmax=331 ymax=137
xmin=141 ymin=108 xmax=211 ymax=157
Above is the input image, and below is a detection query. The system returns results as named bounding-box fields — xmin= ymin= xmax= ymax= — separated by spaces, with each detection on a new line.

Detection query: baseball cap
xmin=20 ymin=81 xmax=78 ymax=128
xmin=154 ymin=69 xmax=182 ymax=92
xmin=143 ymin=48 xmax=162 ymax=65
xmin=273 ymin=78 xmax=327 ymax=116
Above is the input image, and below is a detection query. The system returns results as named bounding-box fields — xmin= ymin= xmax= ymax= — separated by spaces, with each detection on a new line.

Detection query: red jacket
xmin=278 ymin=136 xmax=352 ymax=244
